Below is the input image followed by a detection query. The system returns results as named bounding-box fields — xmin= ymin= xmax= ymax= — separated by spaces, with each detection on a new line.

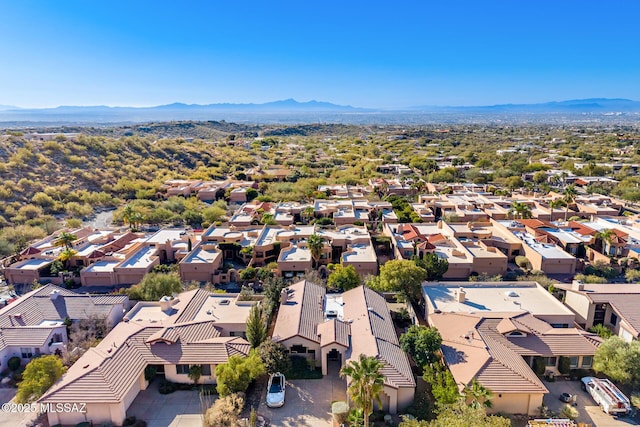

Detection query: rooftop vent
xmin=326 ymin=310 xmax=338 ymax=318
xmin=456 ymin=287 xmax=466 ymax=303
xmin=219 ymin=299 xmax=231 ymax=306
xmin=505 ymin=291 xmax=519 ymax=298
xmin=50 ymin=290 xmax=61 ymax=300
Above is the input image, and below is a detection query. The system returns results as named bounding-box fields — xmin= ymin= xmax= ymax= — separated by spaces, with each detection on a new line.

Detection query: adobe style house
xmin=558 ymin=281 xmax=640 ymax=342
xmin=0 ymin=285 xmax=128 ymax=368
xmin=423 ymin=282 xmax=600 ymax=416
xmin=272 ymin=281 xmax=415 ymax=414
xmin=39 ymin=289 xmax=258 ymax=426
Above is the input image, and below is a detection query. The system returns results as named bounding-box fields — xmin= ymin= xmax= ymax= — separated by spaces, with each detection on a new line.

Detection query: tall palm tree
xmin=548 ymin=199 xmax=565 ymax=220
xmin=563 ymin=184 xmax=578 ymax=221
xmin=509 ymin=201 xmax=531 ymax=220
xmin=53 ymin=231 xmax=77 ymax=250
xmin=464 ymin=379 xmax=493 ymax=409
xmin=340 ymin=354 xmax=385 ymax=427
xmin=122 ymin=204 xmax=135 ymax=229
xmin=595 ymin=228 xmax=616 ymax=256
xmin=301 ymin=206 xmax=315 ymax=224
xmin=307 ymin=233 xmax=325 ymax=269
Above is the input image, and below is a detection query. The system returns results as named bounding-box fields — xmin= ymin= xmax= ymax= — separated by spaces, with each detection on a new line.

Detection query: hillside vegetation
xmin=1 ymin=121 xmax=639 ymax=257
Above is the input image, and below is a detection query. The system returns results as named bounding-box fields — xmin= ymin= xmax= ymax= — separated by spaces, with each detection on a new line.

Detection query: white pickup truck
xmin=581 ymin=376 xmax=631 ymax=415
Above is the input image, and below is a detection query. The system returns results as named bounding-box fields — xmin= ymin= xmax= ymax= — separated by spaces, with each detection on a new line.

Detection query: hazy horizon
xmin=1 ymin=1 xmax=639 ymax=109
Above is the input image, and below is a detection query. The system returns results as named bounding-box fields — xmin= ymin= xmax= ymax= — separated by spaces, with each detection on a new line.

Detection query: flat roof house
xmin=39 ymin=289 xmax=257 ymax=426
xmin=423 ymin=282 xmax=600 ymax=416
xmin=272 ymin=281 xmax=415 ymax=414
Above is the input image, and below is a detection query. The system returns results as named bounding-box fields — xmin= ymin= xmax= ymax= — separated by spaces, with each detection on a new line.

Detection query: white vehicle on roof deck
xmin=581 ymin=376 xmax=630 ymax=415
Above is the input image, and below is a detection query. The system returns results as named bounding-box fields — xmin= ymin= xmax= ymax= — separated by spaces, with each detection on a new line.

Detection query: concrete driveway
xmin=259 ymin=376 xmax=347 ymax=427
xmin=0 ymin=387 xmax=41 ymax=427
xmin=127 ymin=381 xmax=206 ymax=427
xmin=545 ymin=379 xmax=639 ymax=426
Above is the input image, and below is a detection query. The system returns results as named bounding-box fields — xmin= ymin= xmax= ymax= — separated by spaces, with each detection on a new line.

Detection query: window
xmin=291 ymin=345 xmax=307 ymax=354
xmin=506 ymin=331 xmax=527 ymax=337
xmin=550 ymin=323 xmax=569 ymax=328
xmin=21 ymin=348 xmax=33 ymax=358
xmin=610 ymin=312 xmax=618 ymax=326
xmin=581 ymin=356 xmax=593 ymax=368
xmin=308 ymin=350 xmax=316 ymax=356
xmin=201 ymin=364 xmax=212 ymax=376
xmin=569 ymin=356 xmax=579 ymax=368
xmin=176 ymin=364 xmax=190 ymax=375
xmin=545 ymin=357 xmax=557 ymax=367
xmin=52 ymin=333 xmax=63 ymax=343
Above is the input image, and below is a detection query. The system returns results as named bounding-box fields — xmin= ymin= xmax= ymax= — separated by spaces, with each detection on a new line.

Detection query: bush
xmin=123 ymin=416 xmax=136 ymax=426
xmin=204 ymin=393 xmax=245 ymax=427
xmin=515 ymin=256 xmax=531 ymax=270
xmin=533 ymin=357 xmax=546 ymax=376
xmin=558 ymin=356 xmax=571 ymax=375
xmin=8 ymin=356 xmax=21 ymax=372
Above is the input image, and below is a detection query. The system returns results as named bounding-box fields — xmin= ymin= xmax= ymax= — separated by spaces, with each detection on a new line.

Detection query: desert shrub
xmin=203 ymin=393 xmax=245 ymax=427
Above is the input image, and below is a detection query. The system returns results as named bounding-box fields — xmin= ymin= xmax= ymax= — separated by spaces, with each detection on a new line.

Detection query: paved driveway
xmin=259 ymin=376 xmax=347 ymax=427
xmin=545 ymin=379 xmax=639 ymax=427
xmin=127 ymin=381 xmax=206 ymax=427
xmin=0 ymin=388 xmax=40 ymax=427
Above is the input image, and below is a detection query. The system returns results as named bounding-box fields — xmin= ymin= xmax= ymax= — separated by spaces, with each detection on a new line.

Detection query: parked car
xmin=560 ymin=392 xmax=573 ymax=403
xmin=266 ymin=372 xmax=286 ymax=408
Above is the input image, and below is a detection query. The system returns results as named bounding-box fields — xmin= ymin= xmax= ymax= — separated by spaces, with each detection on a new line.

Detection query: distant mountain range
xmin=0 ymin=98 xmax=639 ymax=125
xmin=408 ymin=98 xmax=640 ymax=113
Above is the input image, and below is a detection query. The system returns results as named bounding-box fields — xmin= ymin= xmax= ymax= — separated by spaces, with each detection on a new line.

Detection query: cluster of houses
xmin=4 ymin=184 xmax=640 ymax=425
xmin=5 ymin=189 xmax=636 ymax=290
xmin=5 ymin=275 xmax=640 ymax=425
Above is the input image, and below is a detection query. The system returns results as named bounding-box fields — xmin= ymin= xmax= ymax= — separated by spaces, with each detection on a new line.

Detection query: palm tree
xmin=301 ymin=206 xmax=315 ymax=224
xmin=307 ymin=233 xmax=325 ymax=269
xmin=548 ymin=199 xmax=565 ymax=220
xmin=595 ymin=228 xmax=616 ymax=256
xmin=53 ymin=231 xmax=77 ymax=251
xmin=464 ymin=379 xmax=493 ymax=409
xmin=563 ymin=184 xmax=578 ymax=221
xmin=122 ymin=204 xmax=135 ymax=229
xmin=509 ymin=201 xmax=531 ymax=220
xmin=340 ymin=354 xmax=385 ymax=427
xmin=261 ymin=212 xmax=277 ymax=226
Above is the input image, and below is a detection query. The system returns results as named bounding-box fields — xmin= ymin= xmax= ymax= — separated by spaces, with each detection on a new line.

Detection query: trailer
xmin=581 ymin=376 xmax=631 ymax=415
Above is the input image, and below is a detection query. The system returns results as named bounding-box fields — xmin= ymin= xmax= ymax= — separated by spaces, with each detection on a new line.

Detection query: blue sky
xmin=1 ymin=0 xmax=639 ymax=108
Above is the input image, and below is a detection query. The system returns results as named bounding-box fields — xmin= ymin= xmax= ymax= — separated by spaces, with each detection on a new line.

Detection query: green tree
xmin=257 ymin=340 xmax=291 ymax=374
xmin=508 ymin=201 xmax=531 ymax=219
xmin=301 ymin=206 xmax=315 ymax=224
xmin=307 ymin=233 xmax=325 ymax=269
xmin=593 ymin=336 xmax=640 ymax=385
xmin=126 ymin=272 xmax=182 ymax=301
xmin=16 ymin=355 xmax=67 ymax=403
xmin=423 ymin=362 xmax=460 ymax=409
xmin=340 ymin=354 xmax=385 ymax=427
xmin=215 ymin=352 xmax=265 ymax=396
xmin=399 ymin=325 xmax=442 ymax=368
xmin=189 ymin=365 xmax=203 ymax=385
xmin=53 ymin=231 xmax=77 ymax=250
xmin=588 ymin=324 xmax=613 ymax=339
xmin=327 ymin=264 xmax=361 ymax=291
xmin=415 ymin=252 xmax=449 ymax=281
xmin=563 ymin=184 xmax=578 ymax=221
xmin=246 ymin=304 xmax=266 ymax=349
xmin=260 ymin=212 xmax=277 ymax=226
xmin=464 ymin=379 xmax=493 ymax=409
xmin=594 ymin=228 xmax=616 ymax=256
xmin=399 ymin=400 xmax=510 ymax=427
xmin=370 ymin=259 xmax=426 ymax=302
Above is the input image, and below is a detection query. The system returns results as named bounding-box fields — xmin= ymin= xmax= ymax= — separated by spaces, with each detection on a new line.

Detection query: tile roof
xmin=343 ymin=286 xmax=414 ymax=389
xmin=40 ymin=319 xmax=250 ymax=404
xmin=317 ymin=319 xmax=350 ymax=348
xmin=587 ymin=293 xmax=640 ymax=337
xmin=431 ymin=310 xmax=599 ymax=395
xmin=0 ymin=284 xmax=127 ymax=329
xmin=273 ymin=280 xmax=325 ymax=343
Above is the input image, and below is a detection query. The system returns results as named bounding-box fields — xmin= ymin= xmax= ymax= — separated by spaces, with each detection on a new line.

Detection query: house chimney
xmin=50 ymin=290 xmax=60 ymax=300
xmin=159 ymin=295 xmax=174 ymax=312
xmin=572 ymin=280 xmax=584 ymax=291
xmin=280 ymin=288 xmax=289 ymax=305
xmin=457 ymin=287 xmax=466 ymax=303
